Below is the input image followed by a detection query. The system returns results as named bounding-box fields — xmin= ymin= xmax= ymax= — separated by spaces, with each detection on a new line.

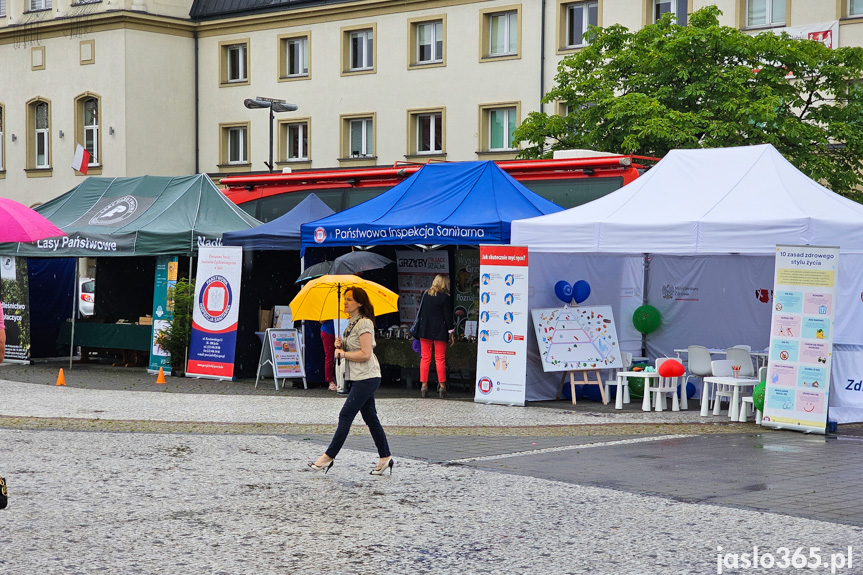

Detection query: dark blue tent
xmin=223 ymin=193 xmax=334 ymax=250
xmin=300 ymin=161 xmax=563 ymax=248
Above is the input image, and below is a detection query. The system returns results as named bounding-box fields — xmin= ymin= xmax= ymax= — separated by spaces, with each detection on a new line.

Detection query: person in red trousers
xmin=414 ymin=274 xmax=454 ymax=398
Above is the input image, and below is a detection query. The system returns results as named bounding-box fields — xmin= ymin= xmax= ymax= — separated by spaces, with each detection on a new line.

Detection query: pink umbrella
xmin=0 ymin=198 xmax=66 ymax=243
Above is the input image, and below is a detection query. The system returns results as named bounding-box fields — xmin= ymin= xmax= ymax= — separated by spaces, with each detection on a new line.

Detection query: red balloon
xmin=658 ymin=360 xmax=685 ymax=378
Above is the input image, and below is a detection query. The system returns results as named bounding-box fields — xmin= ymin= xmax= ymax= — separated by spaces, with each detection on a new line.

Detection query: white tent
xmin=511 ymin=144 xmax=863 ymax=423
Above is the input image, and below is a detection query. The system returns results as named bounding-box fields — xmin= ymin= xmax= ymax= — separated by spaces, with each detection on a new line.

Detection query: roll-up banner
xmin=0 ymin=256 xmax=31 ymax=363
xmin=474 ymin=245 xmax=529 ymax=406
xmin=762 ymin=245 xmax=839 ymax=434
xmin=187 ymin=246 xmax=243 ymax=380
xmin=148 ymin=256 xmax=178 ymax=374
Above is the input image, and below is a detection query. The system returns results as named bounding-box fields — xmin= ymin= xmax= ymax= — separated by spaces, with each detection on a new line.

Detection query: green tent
xmin=2 ymin=175 xmax=261 ymax=257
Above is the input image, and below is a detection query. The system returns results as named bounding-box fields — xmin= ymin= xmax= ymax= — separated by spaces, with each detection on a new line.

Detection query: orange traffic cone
xmin=156 ymin=367 xmax=166 ymax=384
xmin=55 ymin=369 xmax=66 ymax=386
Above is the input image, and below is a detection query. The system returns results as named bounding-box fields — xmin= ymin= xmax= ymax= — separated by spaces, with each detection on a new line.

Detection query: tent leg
xmin=69 ymin=265 xmax=79 ymax=371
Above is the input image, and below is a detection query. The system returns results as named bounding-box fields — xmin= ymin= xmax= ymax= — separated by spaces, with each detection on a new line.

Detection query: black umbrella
xmin=296 ymin=252 xmax=393 ymax=283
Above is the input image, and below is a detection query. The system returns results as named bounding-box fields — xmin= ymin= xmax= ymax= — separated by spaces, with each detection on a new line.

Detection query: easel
xmin=556 ymin=369 xmax=607 ymax=406
xmin=255 ymin=328 xmax=306 ymax=390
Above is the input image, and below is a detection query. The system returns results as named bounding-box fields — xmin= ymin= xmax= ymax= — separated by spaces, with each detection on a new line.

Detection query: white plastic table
xmin=612 ymin=371 xmax=659 ymax=411
xmin=701 ymin=376 xmax=758 ymax=420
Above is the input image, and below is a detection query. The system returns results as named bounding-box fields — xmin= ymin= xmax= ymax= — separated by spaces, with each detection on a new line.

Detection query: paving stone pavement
xmin=1 ymin=363 xmax=862 ymax=574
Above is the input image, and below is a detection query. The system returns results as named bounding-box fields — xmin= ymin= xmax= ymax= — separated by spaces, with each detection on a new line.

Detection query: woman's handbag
xmin=0 ymin=474 xmax=7 ymax=510
xmin=409 ymin=293 xmax=426 ymax=339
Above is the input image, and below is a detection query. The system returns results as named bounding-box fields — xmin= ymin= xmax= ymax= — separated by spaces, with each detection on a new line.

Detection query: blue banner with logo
xmin=186 ymin=246 xmax=243 ymax=380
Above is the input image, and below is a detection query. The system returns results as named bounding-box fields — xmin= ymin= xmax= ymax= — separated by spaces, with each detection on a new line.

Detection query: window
xmin=653 ymin=0 xmax=687 ymax=25
xmin=285 ymin=121 xmax=308 ymax=161
xmin=220 ymin=40 xmax=249 ymax=85
xmin=340 ymin=114 xmax=375 ymax=161
xmin=342 ymin=25 xmax=376 ymax=75
xmin=219 ymin=122 xmax=250 ymax=169
xmin=0 ymin=105 xmax=4 ymax=172
xmin=417 ymin=21 xmax=443 ymax=63
xmin=75 ymin=94 xmax=101 ymax=171
xmin=35 ymin=101 xmax=50 ymax=168
xmin=349 ymin=118 xmax=373 ymax=157
xmin=1 ymin=0 xmax=6 ymax=17
xmin=279 ymin=32 xmax=309 ymax=79
xmin=417 ymin=112 xmax=442 ymax=154
xmin=565 ymin=1 xmax=598 ymax=48
xmin=227 ymin=126 xmax=246 ymax=164
xmin=747 ymin=0 xmax=784 ymax=27
xmin=851 ymin=0 xmax=863 ymax=16
xmin=479 ymin=104 xmax=519 ymax=153
xmin=29 ymin=0 xmax=50 ymax=10
xmin=489 ymin=11 xmax=518 ymax=56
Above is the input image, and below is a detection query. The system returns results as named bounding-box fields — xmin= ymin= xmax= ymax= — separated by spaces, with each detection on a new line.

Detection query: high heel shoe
xmin=370 ymin=458 xmax=394 ymax=476
xmin=307 ymin=460 xmax=334 ymax=474
xmin=421 ymin=384 xmax=428 ymax=398
xmin=438 ymin=384 xmax=448 ymax=399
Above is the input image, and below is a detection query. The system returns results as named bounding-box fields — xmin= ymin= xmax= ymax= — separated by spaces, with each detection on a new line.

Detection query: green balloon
xmin=752 ymin=381 xmax=766 ymax=412
xmin=625 ymin=363 xmax=649 ymax=399
xmin=632 ymin=305 xmax=661 ymax=334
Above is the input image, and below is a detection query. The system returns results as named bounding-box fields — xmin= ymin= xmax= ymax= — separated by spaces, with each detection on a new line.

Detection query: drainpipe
xmin=194 ymin=30 xmax=200 ymax=174
xmin=540 ymin=0 xmax=547 ymax=114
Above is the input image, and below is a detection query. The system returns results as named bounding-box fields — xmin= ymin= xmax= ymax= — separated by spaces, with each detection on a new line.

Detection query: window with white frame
xmin=34 ymin=102 xmax=50 ymax=168
xmin=227 ymin=126 xmax=247 ymax=164
xmin=1 ymin=0 xmax=6 ymax=17
xmin=29 ymin=0 xmax=50 ymax=10
xmin=286 ymin=37 xmax=308 ymax=77
xmin=349 ymin=29 xmax=374 ymax=71
xmin=417 ymin=21 xmax=443 ymax=64
xmin=654 ymin=0 xmax=687 ymax=25
xmin=566 ymin=2 xmax=597 ymax=48
xmin=224 ymin=43 xmax=247 ymax=83
xmin=416 ymin=112 xmax=442 ymax=154
xmin=349 ymin=118 xmax=373 ymax=157
xmin=488 ymin=107 xmax=517 ymax=151
xmin=83 ymin=98 xmax=99 ymax=166
xmin=747 ymin=0 xmax=784 ymax=27
xmin=286 ymin=122 xmax=308 ymax=160
xmin=851 ymin=0 xmax=863 ymax=16
xmin=489 ymin=11 xmax=518 ymax=56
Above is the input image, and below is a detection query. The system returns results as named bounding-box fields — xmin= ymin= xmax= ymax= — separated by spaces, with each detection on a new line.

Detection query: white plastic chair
xmin=604 ymin=352 xmax=633 ymax=406
xmin=685 ymin=345 xmax=713 ymax=410
xmin=647 ymin=358 xmax=681 ymax=412
xmin=740 ymin=366 xmax=767 ymax=423
xmin=711 ymin=360 xmax=736 ymax=415
xmin=725 ymin=348 xmax=755 ymax=377
xmin=730 ymin=344 xmax=751 ymax=351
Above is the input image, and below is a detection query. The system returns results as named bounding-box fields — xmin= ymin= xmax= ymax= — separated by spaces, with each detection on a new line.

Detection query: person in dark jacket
xmin=415 ymin=274 xmax=454 ymax=398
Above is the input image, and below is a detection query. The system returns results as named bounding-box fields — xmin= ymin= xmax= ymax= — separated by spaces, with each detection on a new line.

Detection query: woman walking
xmin=308 ymin=287 xmax=393 ymax=475
xmin=415 ymin=274 xmax=454 ymax=399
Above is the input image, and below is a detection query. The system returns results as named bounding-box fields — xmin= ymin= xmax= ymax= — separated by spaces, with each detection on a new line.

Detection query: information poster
xmin=148 ymin=256 xmax=178 ymax=374
xmin=531 ymin=306 xmax=622 ymax=372
xmin=474 ymin=245 xmax=529 ymax=406
xmin=0 ymin=256 xmax=31 ymax=363
xmin=268 ymin=328 xmax=304 ymax=378
xmin=454 ymin=249 xmax=479 ymax=339
xmin=396 ymin=250 xmax=449 ymax=324
xmin=762 ymin=245 xmax=839 ymax=434
xmin=187 ymin=246 xmax=243 ymax=380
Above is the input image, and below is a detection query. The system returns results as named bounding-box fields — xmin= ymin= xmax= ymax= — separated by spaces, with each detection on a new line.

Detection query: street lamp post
xmin=243 ymin=97 xmax=298 ymax=173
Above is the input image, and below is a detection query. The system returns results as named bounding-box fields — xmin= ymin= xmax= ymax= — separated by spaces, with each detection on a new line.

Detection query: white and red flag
xmin=73 ymin=144 xmax=91 ymax=175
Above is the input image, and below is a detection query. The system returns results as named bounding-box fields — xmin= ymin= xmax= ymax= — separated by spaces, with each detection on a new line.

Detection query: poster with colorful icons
xmin=531 ymin=306 xmax=622 ymax=372
xmin=474 ymin=245 xmax=529 ymax=406
xmin=187 ymin=246 xmax=243 ymax=380
xmin=762 ymin=245 xmax=839 ymax=434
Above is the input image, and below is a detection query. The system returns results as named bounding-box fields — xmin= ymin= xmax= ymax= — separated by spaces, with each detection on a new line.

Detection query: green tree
xmin=514 ymin=6 xmax=863 ymax=199
xmin=154 ymin=278 xmax=195 ymax=372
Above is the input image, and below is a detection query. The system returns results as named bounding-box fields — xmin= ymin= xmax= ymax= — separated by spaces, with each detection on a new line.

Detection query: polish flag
xmin=73 ymin=144 xmax=90 ymax=175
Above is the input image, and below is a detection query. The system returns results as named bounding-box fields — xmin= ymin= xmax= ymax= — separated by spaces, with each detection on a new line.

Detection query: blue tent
xmin=300 ymin=161 xmax=563 ymax=248
xmin=223 ymin=193 xmax=335 ymax=250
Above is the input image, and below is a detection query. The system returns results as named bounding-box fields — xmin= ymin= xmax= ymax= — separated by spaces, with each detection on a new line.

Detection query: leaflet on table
xmin=396 ymin=250 xmax=449 ymax=324
xmin=762 ymin=245 xmax=838 ymax=434
xmin=474 ymin=245 xmax=529 ymax=406
xmin=187 ymin=246 xmax=243 ymax=380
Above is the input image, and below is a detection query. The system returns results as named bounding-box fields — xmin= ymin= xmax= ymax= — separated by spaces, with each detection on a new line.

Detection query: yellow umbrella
xmin=289 ymin=274 xmax=399 ymax=330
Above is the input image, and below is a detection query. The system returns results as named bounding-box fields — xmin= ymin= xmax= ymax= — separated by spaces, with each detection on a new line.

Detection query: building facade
xmin=2 ymin=0 xmax=862 ymax=206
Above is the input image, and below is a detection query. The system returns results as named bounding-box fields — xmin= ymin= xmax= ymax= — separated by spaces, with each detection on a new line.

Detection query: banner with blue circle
xmin=187 ymin=246 xmax=243 ymax=380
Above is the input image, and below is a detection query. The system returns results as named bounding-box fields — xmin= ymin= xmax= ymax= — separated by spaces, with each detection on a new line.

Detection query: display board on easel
xmin=531 ymin=305 xmax=622 ymax=404
xmin=255 ymin=328 xmax=306 ymax=390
